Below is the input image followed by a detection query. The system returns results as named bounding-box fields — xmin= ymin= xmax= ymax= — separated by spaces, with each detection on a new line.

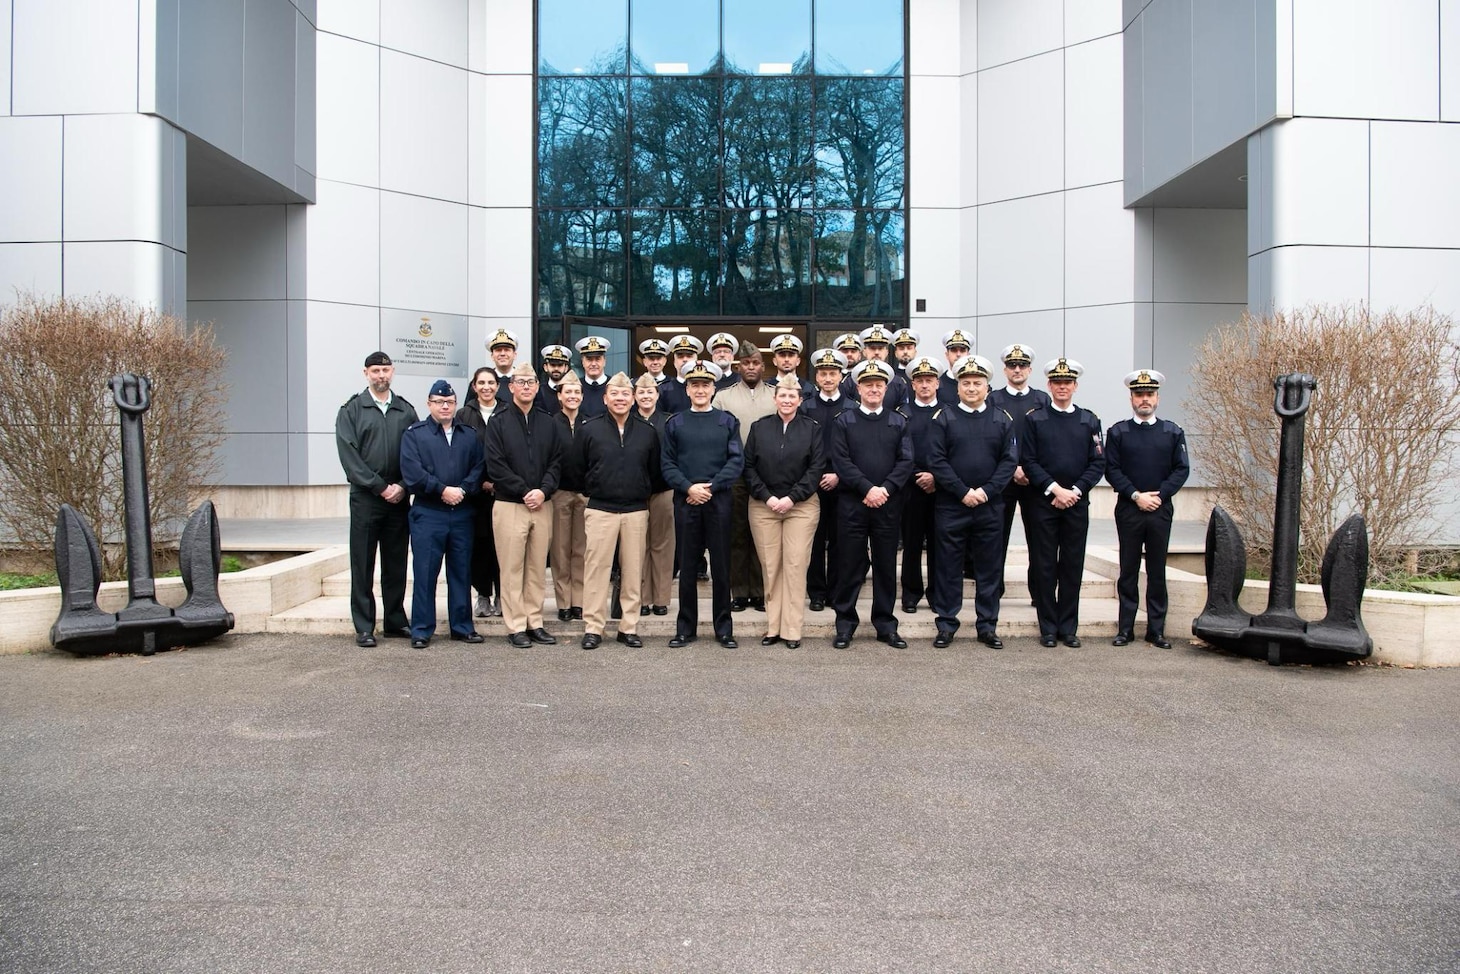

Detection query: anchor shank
xmin=1264 ymin=374 xmax=1312 ymax=618
xmin=112 ymin=374 xmax=158 ymax=602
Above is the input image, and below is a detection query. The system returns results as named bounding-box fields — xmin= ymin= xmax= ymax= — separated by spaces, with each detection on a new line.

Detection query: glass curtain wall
xmin=536 ymin=0 xmax=906 ymax=334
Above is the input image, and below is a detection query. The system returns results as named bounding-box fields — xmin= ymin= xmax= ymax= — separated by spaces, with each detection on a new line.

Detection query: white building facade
xmin=0 ymin=0 xmax=1456 ymax=524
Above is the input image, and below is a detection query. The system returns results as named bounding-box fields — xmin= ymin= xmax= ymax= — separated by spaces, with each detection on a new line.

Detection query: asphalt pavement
xmin=2 ymin=634 xmax=1457 ymax=973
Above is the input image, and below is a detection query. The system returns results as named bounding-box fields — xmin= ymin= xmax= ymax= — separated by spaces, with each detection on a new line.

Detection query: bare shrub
xmin=1188 ymin=305 xmax=1460 ymax=584
xmin=0 ymin=293 xmax=228 ymax=580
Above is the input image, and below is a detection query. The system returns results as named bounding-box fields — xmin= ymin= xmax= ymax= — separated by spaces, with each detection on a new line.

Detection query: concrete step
xmin=319 ymin=558 xmax=1116 ymax=602
xmin=270 ymin=589 xmax=1129 ymax=639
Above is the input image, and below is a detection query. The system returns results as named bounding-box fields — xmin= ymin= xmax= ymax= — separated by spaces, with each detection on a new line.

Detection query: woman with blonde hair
xmin=743 ymin=377 xmax=823 ymax=648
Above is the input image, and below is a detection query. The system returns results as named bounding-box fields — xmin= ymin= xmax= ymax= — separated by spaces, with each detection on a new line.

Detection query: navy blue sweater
xmin=1020 ymin=405 xmax=1106 ymax=497
xmin=830 ymin=408 xmax=914 ymax=497
xmin=900 ymin=399 xmax=941 ymax=469
xmin=928 ymin=404 xmax=1017 ymax=504
xmin=1104 ymin=418 xmax=1190 ymax=502
xmin=661 ymin=408 xmax=744 ymax=495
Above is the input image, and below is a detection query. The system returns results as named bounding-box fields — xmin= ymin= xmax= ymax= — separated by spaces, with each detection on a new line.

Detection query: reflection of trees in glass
xmin=535 ymin=9 xmax=906 ymax=321
xmin=723 ymin=79 xmax=814 ymax=313
xmin=538 ymin=210 xmax=625 ymax=317
xmin=813 ymin=79 xmax=904 ymax=316
xmin=630 ymin=78 xmax=720 ymax=208
xmin=539 ymin=76 xmax=628 ymax=207
xmin=630 ymin=209 xmax=719 ymax=315
xmin=814 ymin=211 xmax=903 ymax=317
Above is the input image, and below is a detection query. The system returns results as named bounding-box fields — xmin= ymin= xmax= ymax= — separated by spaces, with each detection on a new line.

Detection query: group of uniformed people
xmin=336 ymin=324 xmax=1190 ymax=651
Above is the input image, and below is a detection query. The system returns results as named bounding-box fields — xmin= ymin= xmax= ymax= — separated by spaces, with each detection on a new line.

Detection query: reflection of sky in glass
xmin=815 ymin=0 xmax=903 ymax=75
xmin=723 ymin=0 xmax=811 ymax=73
xmin=539 ymin=0 xmax=627 ymax=74
xmin=631 ymin=0 xmax=719 ymax=75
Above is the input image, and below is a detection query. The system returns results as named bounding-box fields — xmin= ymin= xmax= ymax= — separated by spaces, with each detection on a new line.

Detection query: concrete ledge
xmin=0 ymin=546 xmax=348 ymax=655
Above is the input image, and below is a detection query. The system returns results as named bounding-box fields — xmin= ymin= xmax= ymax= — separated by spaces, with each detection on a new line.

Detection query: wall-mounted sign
xmin=382 ymin=311 xmax=469 ymax=377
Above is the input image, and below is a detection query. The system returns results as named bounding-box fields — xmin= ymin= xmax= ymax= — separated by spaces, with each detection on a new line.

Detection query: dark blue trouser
xmin=901 ymin=484 xmax=936 ymax=606
xmin=1115 ymin=499 xmax=1174 ymax=637
xmin=931 ymin=499 xmax=1004 ymax=635
xmin=1027 ymin=499 xmax=1090 ymax=639
xmin=832 ymin=492 xmax=903 ymax=639
xmin=807 ymin=485 xmax=840 ymax=601
xmin=408 ymin=502 xmax=475 ymax=640
xmin=674 ymin=491 xmax=733 ymax=640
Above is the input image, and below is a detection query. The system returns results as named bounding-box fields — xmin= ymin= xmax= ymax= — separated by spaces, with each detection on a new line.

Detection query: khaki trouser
xmin=747 ymin=494 xmax=820 ymax=641
xmin=640 ymin=489 xmax=675 ymax=607
xmin=582 ymin=507 xmax=649 ymax=635
xmin=551 ymin=490 xmax=587 ymax=610
xmin=494 ymin=499 xmax=554 ymax=633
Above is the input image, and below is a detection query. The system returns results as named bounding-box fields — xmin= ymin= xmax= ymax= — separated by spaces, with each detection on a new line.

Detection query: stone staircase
xmin=268 ymin=547 xmax=1136 ymax=641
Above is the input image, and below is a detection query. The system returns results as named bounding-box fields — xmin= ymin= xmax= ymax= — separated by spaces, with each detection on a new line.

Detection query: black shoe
xmin=877 ymin=631 xmax=908 ymax=649
xmin=977 ymin=632 xmax=1004 ymax=650
xmin=808 ymin=599 xmax=825 ymax=612
xmin=668 ymin=634 xmax=695 ymax=648
xmin=528 ymin=628 xmax=557 ymax=645
xmin=750 ymin=598 xmax=765 ymax=612
xmin=570 ymin=606 xmax=583 ymax=621
xmin=1112 ymin=632 xmax=1133 ymax=646
xmin=902 ymin=603 xmax=918 ymax=614
xmin=581 ymin=633 xmax=601 ymax=650
xmin=508 ymin=632 xmax=532 ymax=648
xmin=557 ymin=608 xmax=571 ymax=622
xmin=696 ymin=572 xmax=710 ymax=581
xmin=381 ymin=628 xmax=410 ymax=640
xmin=833 ymin=634 xmax=852 ymax=649
xmin=1145 ymin=633 xmax=1173 ymax=649
xmin=640 ymin=606 xmax=652 ymax=616
xmin=933 ymin=631 xmax=954 ymax=648
xmin=1062 ymin=636 xmax=1081 ymax=648
xmin=731 ymin=598 xmax=748 ymax=612
xmin=784 ymin=640 xmax=800 ymax=649
xmin=355 ymin=632 xmax=377 ymax=647
xmin=1040 ymin=635 xmax=1057 ymax=648
xmin=652 ymin=604 xmax=668 ymax=616
xmin=761 ymin=635 xmax=781 ymax=646
xmin=410 ymin=638 xmax=429 ymax=649
xmin=718 ymin=635 xmax=738 ymax=648
xmin=450 ymin=631 xmax=484 ymax=644
xmin=616 ymin=631 xmax=642 ymax=648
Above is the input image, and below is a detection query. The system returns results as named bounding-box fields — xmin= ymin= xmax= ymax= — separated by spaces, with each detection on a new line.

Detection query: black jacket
xmin=335 ymin=389 xmax=417 ymax=494
xmin=485 ymin=404 xmax=562 ymax=503
xmin=577 ymin=414 xmax=661 ymax=513
xmin=555 ymin=412 xmax=587 ymax=492
xmin=744 ymin=413 xmax=824 ymax=503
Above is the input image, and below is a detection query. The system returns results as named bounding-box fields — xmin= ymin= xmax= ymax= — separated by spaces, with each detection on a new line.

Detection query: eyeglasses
xmin=428 ymin=397 xmax=456 ymax=405
xmin=512 ymin=377 xmax=539 ymax=386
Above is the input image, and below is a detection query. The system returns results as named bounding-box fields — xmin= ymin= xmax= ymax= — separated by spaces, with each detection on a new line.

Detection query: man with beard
xmin=336 ymin=351 xmax=417 ymax=647
xmin=713 ymin=341 xmax=777 ymax=613
xmin=892 ymin=328 xmax=920 ymax=375
xmin=1105 ymin=369 xmax=1189 ymax=649
xmin=708 ymin=332 xmax=741 ymax=391
xmin=535 ymin=344 xmax=573 ymax=414
xmin=927 ymin=355 xmax=1017 ymax=649
xmin=767 ymin=334 xmax=817 ymax=399
xmin=1020 ymin=357 xmax=1105 ymax=648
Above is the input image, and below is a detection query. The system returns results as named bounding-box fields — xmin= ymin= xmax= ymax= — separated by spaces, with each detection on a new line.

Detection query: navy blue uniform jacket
xmin=400 ymin=419 xmax=484 ymax=510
